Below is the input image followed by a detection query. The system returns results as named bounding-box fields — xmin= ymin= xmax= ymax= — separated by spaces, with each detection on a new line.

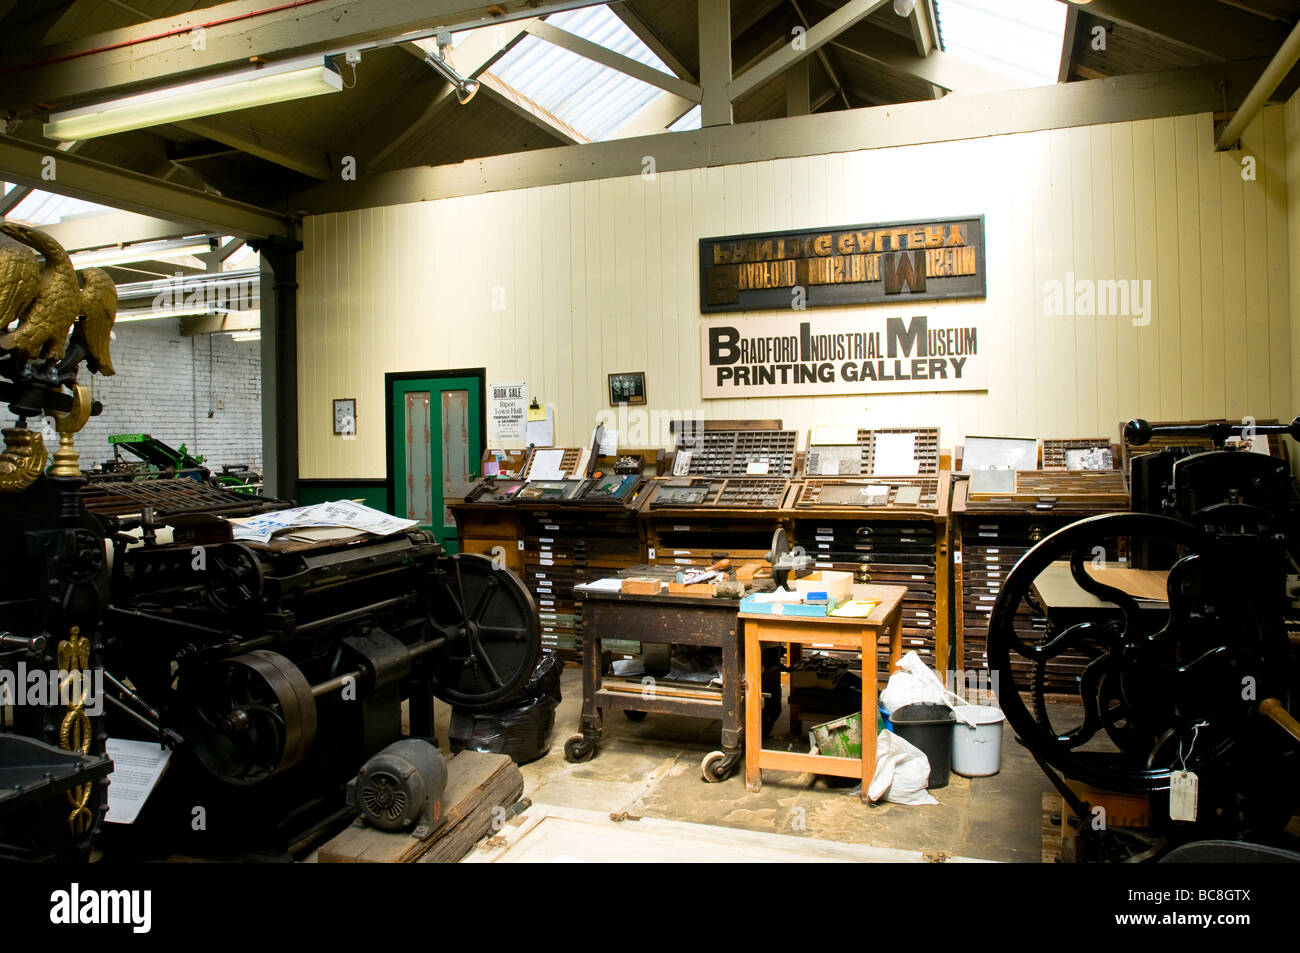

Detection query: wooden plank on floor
xmin=318 ymin=750 xmax=523 ymax=863
xmin=464 ymin=803 xmax=995 ymax=864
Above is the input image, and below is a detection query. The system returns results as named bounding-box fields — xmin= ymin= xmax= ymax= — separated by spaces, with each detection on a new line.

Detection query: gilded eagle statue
xmin=0 ymin=222 xmax=118 ymax=492
xmin=0 ymin=222 xmax=117 ymax=374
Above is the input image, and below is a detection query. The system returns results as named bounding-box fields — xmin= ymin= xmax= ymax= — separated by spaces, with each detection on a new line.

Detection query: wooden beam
xmin=0 ymin=0 xmax=611 ymax=112
xmin=608 ymin=90 xmax=697 ymax=138
xmin=729 ymin=0 xmax=888 ymax=103
xmin=178 ymin=117 xmax=333 ymax=180
xmin=3 ymin=139 xmax=81 ymax=218
xmin=180 ymin=311 xmax=259 ymax=336
xmin=699 ymin=0 xmax=733 ymax=126
xmin=789 ymin=1 xmax=852 ymax=112
xmin=477 ymin=73 xmax=589 ymax=144
xmin=786 ymin=57 xmax=811 ymax=116
xmin=832 ymin=22 xmax=1021 ymax=95
xmin=909 ymin=0 xmax=936 ymax=57
xmin=608 ymin=2 xmax=696 ymax=81
xmin=293 ymin=57 xmax=1267 ymax=215
xmin=41 ymin=211 xmax=199 ymax=250
xmin=1058 ymin=4 xmax=1080 ymax=83
xmin=0 ymin=135 xmax=288 ymax=237
xmin=0 ymin=184 xmax=31 ymax=216
xmin=1073 ymin=0 xmax=1289 ymax=62
xmin=364 ymin=21 xmax=540 ymax=172
xmin=524 ymin=21 xmax=702 ymax=102
xmin=213 ymin=237 xmax=245 ymax=260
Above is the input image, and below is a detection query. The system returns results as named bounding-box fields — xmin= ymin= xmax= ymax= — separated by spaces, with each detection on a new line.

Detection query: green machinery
xmin=99 ymin=433 xmax=262 ymax=494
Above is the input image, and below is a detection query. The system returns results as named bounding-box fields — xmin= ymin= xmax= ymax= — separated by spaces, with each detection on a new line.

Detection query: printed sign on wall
xmin=488 ymin=381 xmax=527 ymax=443
xmin=701 ymin=311 xmax=987 ymax=398
xmin=699 ymin=216 xmax=985 ymax=313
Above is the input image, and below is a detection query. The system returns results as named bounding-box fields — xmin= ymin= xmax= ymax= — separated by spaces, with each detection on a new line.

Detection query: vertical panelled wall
xmin=297 ymin=108 xmax=1291 ymax=480
xmin=1287 ymin=90 xmax=1300 ymax=420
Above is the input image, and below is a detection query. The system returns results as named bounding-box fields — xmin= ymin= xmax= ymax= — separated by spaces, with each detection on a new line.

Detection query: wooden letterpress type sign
xmin=699 ymin=216 xmax=986 ymax=313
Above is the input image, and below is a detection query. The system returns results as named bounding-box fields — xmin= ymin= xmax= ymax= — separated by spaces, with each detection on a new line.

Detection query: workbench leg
xmin=563 ymin=626 xmax=602 ymax=763
xmin=744 ymin=624 xmax=763 ymax=793
xmin=862 ymin=629 xmax=876 ymax=804
xmin=888 ymin=611 xmax=904 ymax=674
xmin=721 ymin=623 xmax=741 ymax=754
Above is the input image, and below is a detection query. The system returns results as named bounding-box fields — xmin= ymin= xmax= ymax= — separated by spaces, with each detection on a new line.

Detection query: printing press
xmin=0 ymin=245 xmax=541 ymax=859
xmin=983 ymin=418 xmax=1300 ymax=859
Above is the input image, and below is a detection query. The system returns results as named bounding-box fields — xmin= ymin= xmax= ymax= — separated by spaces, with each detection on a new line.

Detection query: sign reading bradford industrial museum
xmin=701 ymin=311 xmax=987 ymax=398
xmin=698 ymin=215 xmax=988 ymax=398
xmin=699 ymin=216 xmax=986 ymax=313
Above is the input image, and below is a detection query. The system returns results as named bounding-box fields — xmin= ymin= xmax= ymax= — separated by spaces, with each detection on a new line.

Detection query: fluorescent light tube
xmin=44 ymin=57 xmax=342 ymax=141
xmin=70 ymin=238 xmax=212 ymax=269
xmin=230 ymin=331 xmax=261 ymax=342
xmin=116 ymin=307 xmax=228 ymax=323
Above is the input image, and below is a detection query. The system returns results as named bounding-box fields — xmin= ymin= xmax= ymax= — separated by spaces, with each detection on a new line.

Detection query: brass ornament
xmin=0 ymin=223 xmax=117 ymax=372
xmin=57 ymin=627 xmax=94 ymax=836
xmin=49 ymin=383 xmax=91 ymax=478
xmin=0 ymin=427 xmax=47 ymax=493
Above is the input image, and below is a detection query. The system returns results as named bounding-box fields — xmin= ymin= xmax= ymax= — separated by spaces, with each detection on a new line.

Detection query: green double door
xmin=388 ymin=369 xmax=485 ymax=551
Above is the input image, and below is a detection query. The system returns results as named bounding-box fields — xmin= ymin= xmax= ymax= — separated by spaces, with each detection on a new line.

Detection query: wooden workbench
xmin=740 ymin=583 xmax=906 ymax=802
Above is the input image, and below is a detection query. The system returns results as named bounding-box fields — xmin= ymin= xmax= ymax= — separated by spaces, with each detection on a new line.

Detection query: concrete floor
xmin=441 ymin=665 xmax=1056 ymax=863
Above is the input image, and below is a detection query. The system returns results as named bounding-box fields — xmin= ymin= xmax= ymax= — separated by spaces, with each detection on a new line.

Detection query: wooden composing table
xmin=741 ymin=584 xmax=907 ymax=802
xmin=566 ymin=587 xmax=778 ymax=781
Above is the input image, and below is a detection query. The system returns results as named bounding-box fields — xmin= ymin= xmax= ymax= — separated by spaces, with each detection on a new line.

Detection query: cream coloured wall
xmin=297 ymin=107 xmax=1291 ymax=480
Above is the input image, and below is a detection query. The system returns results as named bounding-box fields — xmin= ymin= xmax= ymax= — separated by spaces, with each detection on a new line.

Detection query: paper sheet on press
xmin=227 ymin=500 xmax=419 ymax=543
xmin=104 ymin=738 xmax=171 ymax=824
xmin=872 ymin=432 xmax=919 ymax=475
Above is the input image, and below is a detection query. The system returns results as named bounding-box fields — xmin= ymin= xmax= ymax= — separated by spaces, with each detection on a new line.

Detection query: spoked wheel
xmin=204 ymin=542 xmax=264 ymax=615
xmin=987 ymin=513 xmax=1287 ymax=797
xmin=186 ymin=650 xmax=317 ymax=785
xmin=424 ymin=554 xmax=540 ymax=710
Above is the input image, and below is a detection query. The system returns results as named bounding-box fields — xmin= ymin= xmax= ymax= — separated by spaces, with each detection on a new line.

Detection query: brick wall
xmin=3 ymin=321 xmax=262 ymax=472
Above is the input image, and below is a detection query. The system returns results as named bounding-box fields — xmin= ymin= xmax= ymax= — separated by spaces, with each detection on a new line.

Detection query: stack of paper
xmin=227 ymin=500 xmax=418 ymax=544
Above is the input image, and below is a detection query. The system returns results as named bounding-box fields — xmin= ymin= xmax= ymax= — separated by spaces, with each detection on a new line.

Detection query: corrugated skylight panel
xmin=5 ymin=190 xmax=116 ymax=226
xmin=490 ymin=4 xmax=680 ymax=141
xmin=934 ymin=0 xmax=1067 ymax=87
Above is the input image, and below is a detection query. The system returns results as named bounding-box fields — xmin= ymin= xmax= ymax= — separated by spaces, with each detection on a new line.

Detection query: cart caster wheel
xmin=564 ymin=735 xmax=596 ymax=763
xmin=702 ymin=750 xmax=740 ymax=782
xmin=623 ymin=710 xmax=647 ymax=722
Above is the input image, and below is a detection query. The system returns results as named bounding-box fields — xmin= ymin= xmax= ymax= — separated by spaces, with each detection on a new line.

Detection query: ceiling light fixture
xmin=424 ymin=31 xmax=478 ymax=105
xmin=893 ymin=0 xmax=916 ymax=16
xmin=230 ymin=330 xmax=261 ymax=342
xmin=44 ymin=56 xmax=343 ymax=141
xmin=115 ymin=307 xmax=227 ymax=323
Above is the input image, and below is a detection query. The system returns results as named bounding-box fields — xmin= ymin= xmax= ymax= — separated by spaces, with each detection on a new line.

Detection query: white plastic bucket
xmin=951 ymin=705 xmax=1005 ymax=777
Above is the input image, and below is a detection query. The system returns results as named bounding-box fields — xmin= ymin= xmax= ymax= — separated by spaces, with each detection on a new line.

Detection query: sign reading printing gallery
xmin=699 ymin=216 xmax=985 ymax=313
xmin=701 ymin=311 xmax=986 ymax=398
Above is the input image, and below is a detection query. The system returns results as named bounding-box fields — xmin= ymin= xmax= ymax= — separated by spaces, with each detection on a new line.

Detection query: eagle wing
xmin=78 ymin=267 xmax=118 ymax=376
xmin=0 ymin=238 xmax=39 ymax=334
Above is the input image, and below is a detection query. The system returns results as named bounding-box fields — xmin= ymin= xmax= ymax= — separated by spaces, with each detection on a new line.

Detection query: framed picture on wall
xmin=608 ymin=372 xmax=646 ymax=406
xmin=333 ymin=397 xmax=357 ymax=435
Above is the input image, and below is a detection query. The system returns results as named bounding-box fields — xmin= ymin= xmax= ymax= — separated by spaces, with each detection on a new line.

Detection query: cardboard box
xmin=794 ymin=570 xmax=853 ymax=603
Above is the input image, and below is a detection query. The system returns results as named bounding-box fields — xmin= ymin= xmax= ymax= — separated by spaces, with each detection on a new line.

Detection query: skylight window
xmin=935 ymin=0 xmax=1067 ymax=88
xmin=488 ymin=4 xmax=684 ymax=142
xmin=4 ymin=189 xmax=117 ymax=226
